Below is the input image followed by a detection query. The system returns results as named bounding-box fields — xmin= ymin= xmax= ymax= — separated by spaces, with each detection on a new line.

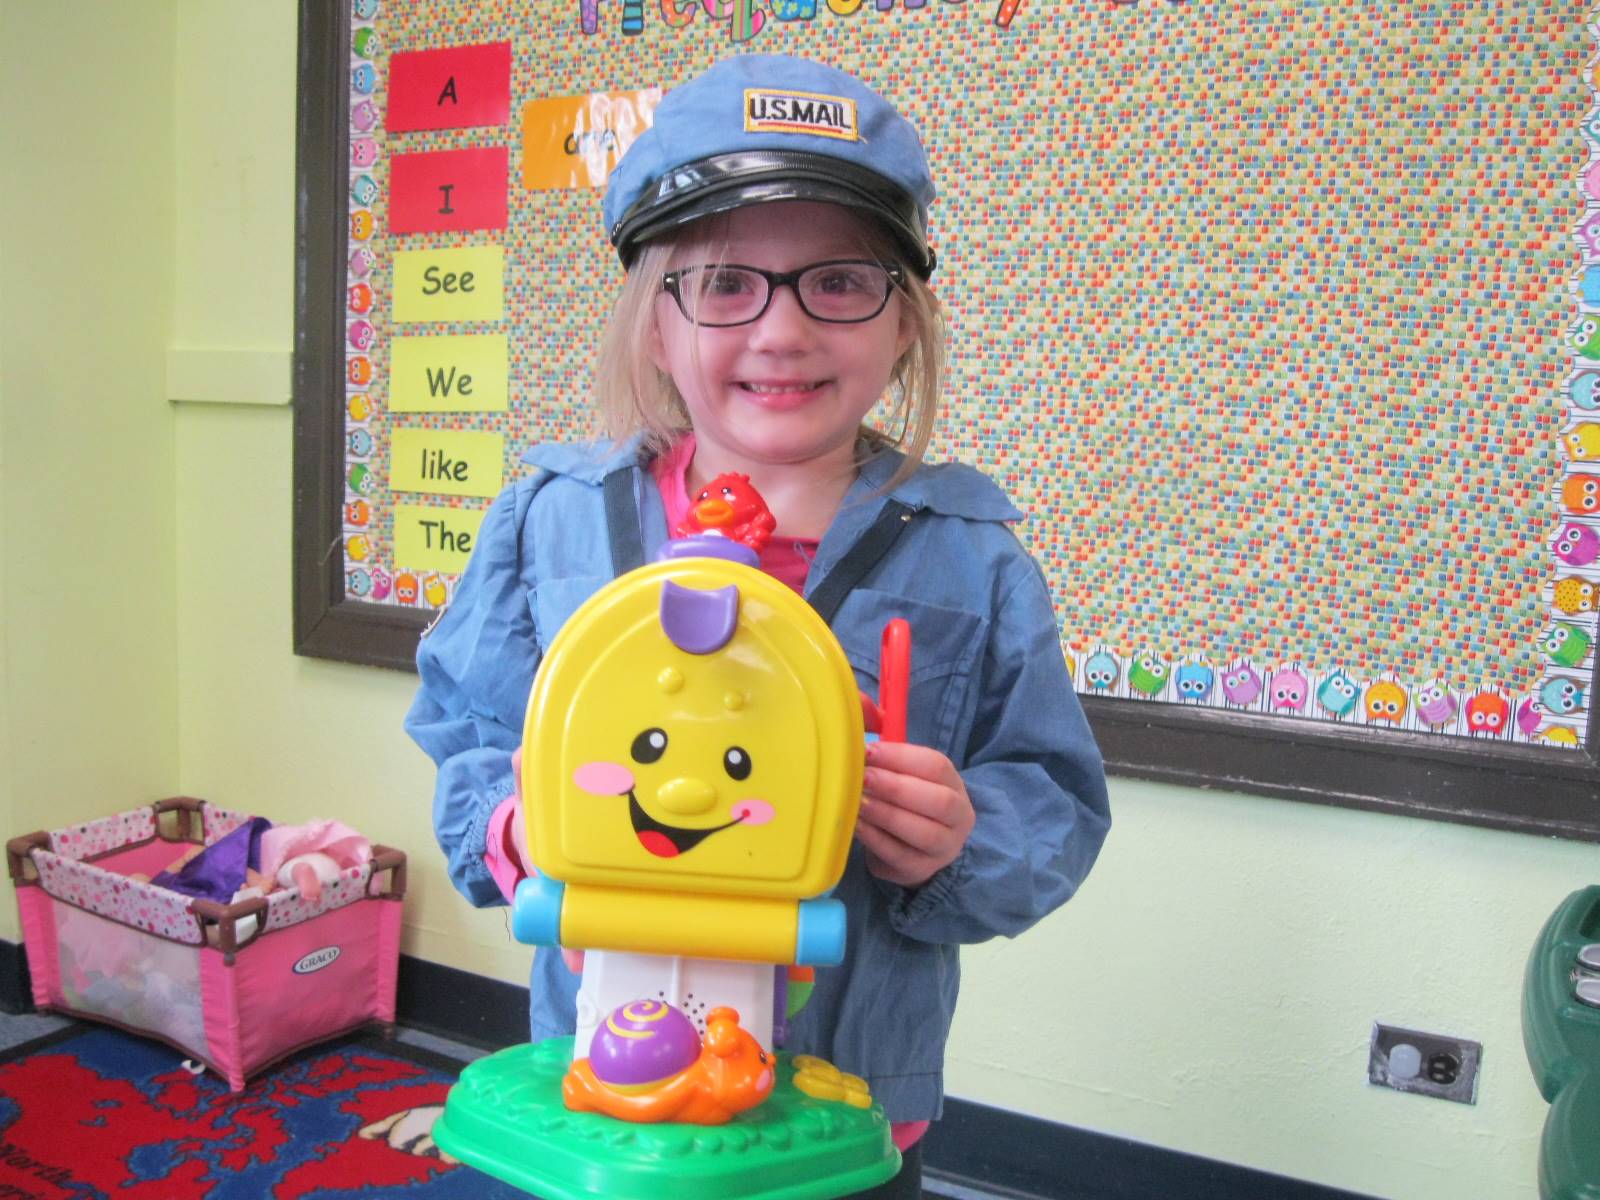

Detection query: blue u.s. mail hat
xmin=604 ymin=54 xmax=937 ymax=277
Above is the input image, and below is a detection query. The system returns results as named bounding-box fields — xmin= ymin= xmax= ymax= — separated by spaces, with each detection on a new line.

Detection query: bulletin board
xmin=292 ymin=0 xmax=1600 ymax=838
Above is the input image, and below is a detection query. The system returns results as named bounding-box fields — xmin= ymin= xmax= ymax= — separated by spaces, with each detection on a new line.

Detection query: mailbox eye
xmin=631 ymin=728 xmax=668 ymax=764
xmin=723 ymin=747 xmax=752 ymax=781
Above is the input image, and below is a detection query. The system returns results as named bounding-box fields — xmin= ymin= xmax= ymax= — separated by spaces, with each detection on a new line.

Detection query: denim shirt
xmin=404 ymin=434 xmax=1110 ymax=1122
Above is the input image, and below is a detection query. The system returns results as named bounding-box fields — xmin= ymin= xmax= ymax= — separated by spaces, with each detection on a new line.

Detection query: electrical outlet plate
xmin=1368 ymin=1023 xmax=1481 ymax=1104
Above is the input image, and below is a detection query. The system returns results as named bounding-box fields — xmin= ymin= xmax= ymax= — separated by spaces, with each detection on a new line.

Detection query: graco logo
xmin=294 ymin=946 xmax=341 ymax=975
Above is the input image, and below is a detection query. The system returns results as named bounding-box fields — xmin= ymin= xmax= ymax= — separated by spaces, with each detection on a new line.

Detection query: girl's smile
xmin=738 ymin=379 xmax=828 ymax=407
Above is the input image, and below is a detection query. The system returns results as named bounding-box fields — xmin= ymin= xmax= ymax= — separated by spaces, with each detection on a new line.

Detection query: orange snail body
xmin=562 ymin=1003 xmax=775 ymax=1125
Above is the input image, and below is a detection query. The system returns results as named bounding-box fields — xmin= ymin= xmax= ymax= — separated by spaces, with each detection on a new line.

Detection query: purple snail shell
xmin=588 ymin=1000 xmax=701 ymax=1089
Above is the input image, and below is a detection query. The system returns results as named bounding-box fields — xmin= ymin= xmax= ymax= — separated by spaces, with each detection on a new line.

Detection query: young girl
xmin=406 ymin=54 xmax=1110 ymax=1198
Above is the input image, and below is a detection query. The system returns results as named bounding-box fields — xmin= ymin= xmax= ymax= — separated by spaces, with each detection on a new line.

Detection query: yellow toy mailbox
xmin=511 ymin=537 xmax=864 ymax=965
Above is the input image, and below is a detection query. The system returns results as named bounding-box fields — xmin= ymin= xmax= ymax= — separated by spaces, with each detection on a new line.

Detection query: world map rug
xmin=0 ymin=1023 xmax=528 ymax=1199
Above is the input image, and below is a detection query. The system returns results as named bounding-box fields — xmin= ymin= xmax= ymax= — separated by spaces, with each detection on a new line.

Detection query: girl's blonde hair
xmin=591 ymin=210 xmax=945 ymax=490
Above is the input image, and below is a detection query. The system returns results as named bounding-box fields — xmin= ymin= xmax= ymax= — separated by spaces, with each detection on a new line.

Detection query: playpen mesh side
xmin=51 ymin=900 xmax=208 ymax=1058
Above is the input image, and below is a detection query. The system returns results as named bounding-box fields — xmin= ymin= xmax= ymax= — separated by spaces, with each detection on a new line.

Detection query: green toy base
xmin=433 ymin=1037 xmax=902 ymax=1200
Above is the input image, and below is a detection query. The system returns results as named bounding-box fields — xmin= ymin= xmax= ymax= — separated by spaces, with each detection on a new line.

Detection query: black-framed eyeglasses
xmin=660 ymin=260 xmax=905 ymax=327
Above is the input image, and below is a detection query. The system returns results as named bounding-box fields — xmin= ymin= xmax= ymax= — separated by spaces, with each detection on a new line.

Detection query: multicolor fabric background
xmin=340 ymin=0 xmax=1593 ymax=747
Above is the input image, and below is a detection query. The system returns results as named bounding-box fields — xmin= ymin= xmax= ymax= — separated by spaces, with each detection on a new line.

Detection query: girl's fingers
xmin=857 ymin=744 xmax=976 ymax=886
xmin=861 ymin=766 xmax=964 ymax=825
xmin=865 ymin=739 xmax=959 ymax=784
xmin=858 ymin=791 xmax=948 ymax=854
xmin=854 ymin=819 xmax=933 ymax=887
xmin=864 ymin=764 xmax=947 ymax=825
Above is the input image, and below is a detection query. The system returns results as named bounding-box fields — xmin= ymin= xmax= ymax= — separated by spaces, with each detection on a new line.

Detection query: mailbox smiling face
xmin=522 ymin=556 xmax=863 ymax=901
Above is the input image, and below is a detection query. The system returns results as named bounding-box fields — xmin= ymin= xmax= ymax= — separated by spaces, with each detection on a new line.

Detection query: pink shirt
xmin=485 ymin=437 xmax=925 ymax=1150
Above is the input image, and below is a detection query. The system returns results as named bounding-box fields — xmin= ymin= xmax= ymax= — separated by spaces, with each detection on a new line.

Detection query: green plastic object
xmin=1522 ymin=885 xmax=1600 ymax=1200
xmin=433 ymin=1036 xmax=902 ymax=1200
xmin=786 ymin=976 xmax=815 ymax=1019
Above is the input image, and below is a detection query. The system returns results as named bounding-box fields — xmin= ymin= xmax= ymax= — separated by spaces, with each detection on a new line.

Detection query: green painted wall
xmin=0 ymin=1 xmax=179 ymax=903
xmin=5 ymin=3 xmax=1600 ymax=1197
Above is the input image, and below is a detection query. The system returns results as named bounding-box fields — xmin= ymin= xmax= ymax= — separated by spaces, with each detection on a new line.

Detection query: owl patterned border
xmin=339 ymin=0 xmax=461 ymax=617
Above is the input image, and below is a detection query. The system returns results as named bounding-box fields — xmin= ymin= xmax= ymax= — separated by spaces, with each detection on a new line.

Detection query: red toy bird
xmin=674 ymin=473 xmax=777 ymax=554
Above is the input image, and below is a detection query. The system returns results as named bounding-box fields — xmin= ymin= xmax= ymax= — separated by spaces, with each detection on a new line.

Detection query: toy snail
xmin=562 ymin=1000 xmax=775 ymax=1125
xmin=673 ymin=472 xmax=777 ymax=554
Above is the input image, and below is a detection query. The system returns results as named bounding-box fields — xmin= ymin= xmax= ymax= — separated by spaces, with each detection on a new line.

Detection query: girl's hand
xmin=511 ymin=749 xmax=584 ymax=974
xmin=507 ymin=749 xmax=533 ymax=871
xmin=854 ymin=741 xmax=975 ymax=889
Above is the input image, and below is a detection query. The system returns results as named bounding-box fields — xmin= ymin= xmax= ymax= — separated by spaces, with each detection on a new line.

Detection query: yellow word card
xmin=393 ymin=245 xmax=505 ymax=323
xmin=390 ymin=334 xmax=508 ymax=412
xmin=391 ymin=428 xmax=505 ymax=498
xmin=394 ymin=502 xmax=488 ymax=573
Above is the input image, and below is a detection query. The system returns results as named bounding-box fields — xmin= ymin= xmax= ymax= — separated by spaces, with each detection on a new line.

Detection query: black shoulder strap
xmin=602 ymin=469 xmax=647 ymax=576
xmin=602 ymin=473 xmax=913 ymax=626
xmin=806 ymin=500 xmax=915 ymax=625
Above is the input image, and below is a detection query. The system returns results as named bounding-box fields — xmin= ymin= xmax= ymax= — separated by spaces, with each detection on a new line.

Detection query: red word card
xmin=387 ymin=42 xmax=511 ymax=133
xmin=389 ymin=146 xmax=509 ymax=234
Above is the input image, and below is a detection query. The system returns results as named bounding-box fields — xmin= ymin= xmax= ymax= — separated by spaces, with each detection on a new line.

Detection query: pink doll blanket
xmin=257 ymin=819 xmax=372 ymax=880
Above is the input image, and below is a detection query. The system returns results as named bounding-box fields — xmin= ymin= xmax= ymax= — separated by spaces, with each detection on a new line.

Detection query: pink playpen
xmin=6 ymin=796 xmax=405 ymax=1091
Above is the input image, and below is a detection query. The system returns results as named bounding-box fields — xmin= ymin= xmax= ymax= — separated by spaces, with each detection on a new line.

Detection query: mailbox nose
xmin=655 ymin=777 xmax=717 ymax=816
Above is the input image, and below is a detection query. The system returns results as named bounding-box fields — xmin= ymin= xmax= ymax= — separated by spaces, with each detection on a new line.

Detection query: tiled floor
xmin=392 ymin=1025 xmax=491 ymax=1062
xmin=0 ymin=1009 xmax=70 ymax=1054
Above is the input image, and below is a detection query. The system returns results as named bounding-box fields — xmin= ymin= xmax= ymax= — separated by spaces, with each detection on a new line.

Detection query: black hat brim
xmin=610 ymin=150 xmax=935 ymax=278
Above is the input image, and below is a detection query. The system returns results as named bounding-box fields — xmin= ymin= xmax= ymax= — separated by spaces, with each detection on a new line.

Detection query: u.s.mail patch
xmin=743 ymin=88 xmax=859 ymax=141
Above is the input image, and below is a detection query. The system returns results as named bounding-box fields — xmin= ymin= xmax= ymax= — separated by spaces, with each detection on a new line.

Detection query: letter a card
xmin=388 ymin=42 xmax=511 ymax=132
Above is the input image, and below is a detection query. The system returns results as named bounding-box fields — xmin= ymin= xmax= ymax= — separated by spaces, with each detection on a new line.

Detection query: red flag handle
xmin=878 ymin=619 xmax=911 ymax=743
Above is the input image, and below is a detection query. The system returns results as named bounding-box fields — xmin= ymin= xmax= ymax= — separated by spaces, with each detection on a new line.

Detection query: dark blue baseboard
xmin=0 ymin=937 xmax=31 ymax=1014
xmin=921 ymin=1096 xmax=1374 ymax=1200
xmin=394 ymin=951 xmax=532 ymax=1050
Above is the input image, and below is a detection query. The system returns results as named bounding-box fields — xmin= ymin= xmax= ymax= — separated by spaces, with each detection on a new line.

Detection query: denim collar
xmin=520 ymin=434 xmax=1021 ymax=524
xmin=520 ymin=433 xmax=650 ymax=483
